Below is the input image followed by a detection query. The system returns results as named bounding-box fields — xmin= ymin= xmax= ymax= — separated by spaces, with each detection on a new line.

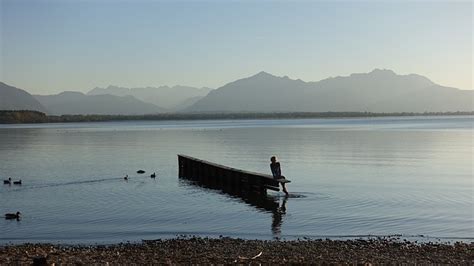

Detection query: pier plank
xmin=178 ymin=154 xmax=290 ymax=194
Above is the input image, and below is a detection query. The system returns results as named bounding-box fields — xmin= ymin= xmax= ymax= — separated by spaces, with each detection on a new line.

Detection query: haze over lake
xmin=1 ymin=116 xmax=472 ymax=244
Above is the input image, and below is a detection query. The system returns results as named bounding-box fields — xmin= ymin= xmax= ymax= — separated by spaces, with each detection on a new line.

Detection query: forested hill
xmin=1 ymin=110 xmax=472 ymax=124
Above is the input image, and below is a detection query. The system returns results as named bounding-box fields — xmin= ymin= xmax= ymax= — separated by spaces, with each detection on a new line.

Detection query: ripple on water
xmin=1 ymin=117 xmax=472 ymax=244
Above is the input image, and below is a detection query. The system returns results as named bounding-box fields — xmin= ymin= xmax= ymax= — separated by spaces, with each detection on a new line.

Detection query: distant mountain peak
xmin=58 ymin=91 xmax=85 ymax=96
xmin=0 ymin=82 xmax=49 ymax=113
xmin=370 ymin=68 xmax=396 ymax=75
xmin=106 ymin=85 xmax=127 ymax=90
xmin=253 ymin=71 xmax=275 ymax=78
xmin=347 ymin=68 xmax=397 ymax=78
xmin=34 ymin=92 xmax=166 ymax=115
xmin=86 ymin=84 xmax=212 ymax=110
xmin=368 ymin=69 xmax=434 ymax=86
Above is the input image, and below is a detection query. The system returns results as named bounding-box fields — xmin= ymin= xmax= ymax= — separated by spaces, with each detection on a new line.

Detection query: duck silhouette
xmin=13 ymin=180 xmax=22 ymax=185
xmin=124 ymin=175 xmax=128 ymax=180
xmin=150 ymin=172 xmax=156 ymax=178
xmin=3 ymin=178 xmax=11 ymax=185
xmin=5 ymin=212 xmax=21 ymax=220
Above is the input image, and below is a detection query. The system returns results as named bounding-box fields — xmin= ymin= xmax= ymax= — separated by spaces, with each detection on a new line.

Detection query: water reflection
xmin=178 ymin=179 xmax=288 ymax=238
xmin=271 ymin=196 xmax=287 ymax=238
xmin=1 ymin=117 xmax=471 ymax=244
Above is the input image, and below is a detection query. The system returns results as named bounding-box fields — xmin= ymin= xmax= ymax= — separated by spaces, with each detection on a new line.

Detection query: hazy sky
xmin=0 ymin=0 xmax=472 ymax=94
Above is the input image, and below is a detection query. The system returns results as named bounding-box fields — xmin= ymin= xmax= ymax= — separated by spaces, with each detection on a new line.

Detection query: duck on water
xmin=5 ymin=212 xmax=21 ymax=220
xmin=3 ymin=178 xmax=22 ymax=185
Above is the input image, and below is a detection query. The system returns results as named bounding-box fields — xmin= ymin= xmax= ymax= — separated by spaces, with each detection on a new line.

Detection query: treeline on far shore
xmin=0 ymin=110 xmax=473 ymax=124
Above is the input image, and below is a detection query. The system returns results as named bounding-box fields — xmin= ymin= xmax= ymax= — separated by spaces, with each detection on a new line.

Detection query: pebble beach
xmin=1 ymin=237 xmax=473 ymax=265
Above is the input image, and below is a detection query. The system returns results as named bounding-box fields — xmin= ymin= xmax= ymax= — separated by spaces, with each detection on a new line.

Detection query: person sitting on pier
xmin=270 ymin=156 xmax=289 ymax=196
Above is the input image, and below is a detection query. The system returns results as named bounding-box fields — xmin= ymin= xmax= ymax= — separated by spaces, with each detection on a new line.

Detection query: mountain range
xmin=0 ymin=69 xmax=472 ymax=115
xmin=34 ymin=92 xmax=166 ymax=115
xmin=87 ymin=85 xmax=212 ymax=110
xmin=0 ymin=82 xmax=48 ymax=113
xmin=186 ymin=69 xmax=472 ymax=113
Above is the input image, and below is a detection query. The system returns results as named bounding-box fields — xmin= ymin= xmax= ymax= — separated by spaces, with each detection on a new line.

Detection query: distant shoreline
xmin=0 ymin=110 xmax=473 ymax=124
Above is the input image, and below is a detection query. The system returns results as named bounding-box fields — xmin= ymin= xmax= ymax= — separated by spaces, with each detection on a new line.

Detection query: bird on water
xmin=151 ymin=172 xmax=156 ymax=178
xmin=5 ymin=212 xmax=21 ymax=220
xmin=3 ymin=178 xmax=11 ymax=185
xmin=13 ymin=180 xmax=22 ymax=185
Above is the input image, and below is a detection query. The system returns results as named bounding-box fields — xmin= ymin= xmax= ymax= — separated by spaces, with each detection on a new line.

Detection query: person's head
xmin=270 ymin=156 xmax=278 ymax=163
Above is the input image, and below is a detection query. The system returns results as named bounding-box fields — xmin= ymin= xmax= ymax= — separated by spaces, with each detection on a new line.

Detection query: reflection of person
xmin=271 ymin=196 xmax=288 ymax=238
xmin=270 ymin=156 xmax=289 ymax=196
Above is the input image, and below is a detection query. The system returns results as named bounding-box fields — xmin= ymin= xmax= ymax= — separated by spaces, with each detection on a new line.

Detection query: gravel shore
xmin=1 ymin=237 xmax=472 ymax=265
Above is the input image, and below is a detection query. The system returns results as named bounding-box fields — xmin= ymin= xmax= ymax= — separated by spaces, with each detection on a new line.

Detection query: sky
xmin=0 ymin=0 xmax=472 ymax=94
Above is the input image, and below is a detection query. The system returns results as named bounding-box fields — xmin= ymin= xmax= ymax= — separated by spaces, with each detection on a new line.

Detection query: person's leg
xmin=281 ymin=183 xmax=289 ymax=195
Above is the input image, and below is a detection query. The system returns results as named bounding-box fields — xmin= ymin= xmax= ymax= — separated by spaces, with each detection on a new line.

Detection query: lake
xmin=0 ymin=116 xmax=472 ymax=244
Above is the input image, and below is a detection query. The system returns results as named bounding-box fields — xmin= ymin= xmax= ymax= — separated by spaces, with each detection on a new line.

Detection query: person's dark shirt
xmin=270 ymin=162 xmax=281 ymax=178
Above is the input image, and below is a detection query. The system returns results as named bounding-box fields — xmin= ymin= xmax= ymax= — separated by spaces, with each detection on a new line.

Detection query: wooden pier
xmin=178 ymin=154 xmax=290 ymax=195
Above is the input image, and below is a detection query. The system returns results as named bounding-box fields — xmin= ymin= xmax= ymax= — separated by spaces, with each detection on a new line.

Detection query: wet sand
xmin=1 ymin=237 xmax=472 ymax=264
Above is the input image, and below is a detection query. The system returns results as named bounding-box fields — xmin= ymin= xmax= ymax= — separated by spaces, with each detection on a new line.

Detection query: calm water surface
xmin=0 ymin=116 xmax=472 ymax=244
